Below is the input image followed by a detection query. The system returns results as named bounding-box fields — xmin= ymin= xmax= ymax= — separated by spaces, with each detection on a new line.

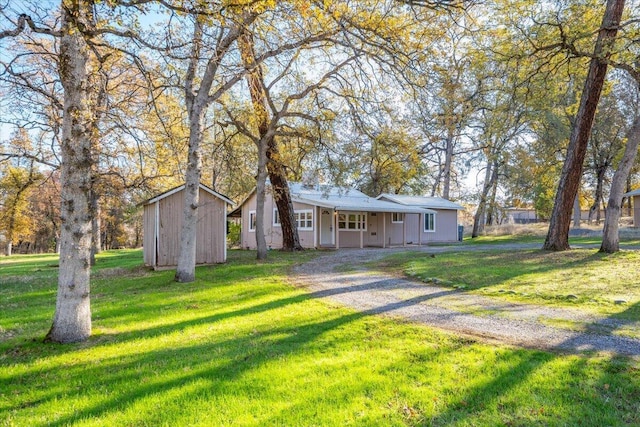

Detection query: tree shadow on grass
xmin=428 ymin=304 xmax=640 ymax=426
xmin=3 ymin=288 xmax=639 ymax=426
xmin=0 ymin=280 xmax=524 ymax=424
xmin=0 ymin=281 xmax=459 ymax=392
xmin=558 ymin=301 xmax=640 ymax=355
xmin=4 ymin=249 xmax=640 ymax=426
xmin=397 ymin=247 xmax=625 ymax=294
xmin=32 ymin=311 xmax=371 ymax=426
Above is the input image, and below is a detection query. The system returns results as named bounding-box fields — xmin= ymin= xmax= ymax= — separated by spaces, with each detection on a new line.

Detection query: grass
xmin=1 ymin=249 xmax=639 ymax=426
xmin=386 ymin=248 xmax=640 ymax=319
xmin=463 ymin=234 xmax=640 ymax=247
xmin=464 ymin=222 xmax=640 ymax=247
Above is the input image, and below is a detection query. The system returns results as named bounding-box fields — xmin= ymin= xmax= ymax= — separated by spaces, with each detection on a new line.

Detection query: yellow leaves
xmin=222 ymin=0 xmax=276 ymax=14
xmin=297 ymin=0 xmax=312 ymax=19
xmin=0 ymin=166 xmax=42 ymax=242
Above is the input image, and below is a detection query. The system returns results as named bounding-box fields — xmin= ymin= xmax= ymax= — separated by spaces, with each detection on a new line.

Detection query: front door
xmin=368 ymin=212 xmax=380 ymax=245
xmin=320 ymin=209 xmax=334 ymax=246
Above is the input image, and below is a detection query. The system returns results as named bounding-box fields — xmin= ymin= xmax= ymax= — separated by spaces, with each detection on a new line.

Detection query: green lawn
xmin=463 ymin=234 xmax=640 ymax=247
xmin=1 ymin=249 xmax=639 ymax=426
xmin=385 ymin=248 xmax=640 ymax=320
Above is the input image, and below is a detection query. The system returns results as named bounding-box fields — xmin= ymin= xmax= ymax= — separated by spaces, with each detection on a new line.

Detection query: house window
xmin=249 ymin=211 xmax=256 ymax=232
xmin=338 ymin=213 xmax=366 ymax=231
xmin=273 ymin=209 xmax=313 ymax=230
xmin=273 ymin=208 xmax=281 ymax=226
xmin=424 ymin=212 xmax=435 ymax=232
xmin=294 ymin=210 xmax=313 ymax=230
xmin=391 ymin=212 xmax=404 ymax=223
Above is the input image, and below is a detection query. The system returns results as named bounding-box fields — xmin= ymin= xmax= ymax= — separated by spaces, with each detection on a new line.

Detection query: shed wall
xmin=157 ymin=190 xmax=182 ymax=266
xmin=143 ymin=203 xmax=156 ymax=266
xmin=196 ymin=191 xmax=227 ymax=264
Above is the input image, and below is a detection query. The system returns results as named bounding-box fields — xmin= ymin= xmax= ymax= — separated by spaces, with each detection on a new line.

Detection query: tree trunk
xmin=472 ymin=158 xmax=497 ymax=238
xmin=4 ymin=181 xmax=31 ymax=257
xmin=46 ymin=2 xmax=93 ymax=343
xmin=543 ymin=0 xmax=626 ymax=251
xmin=89 ymin=187 xmax=100 ymax=265
xmin=601 ymin=113 xmax=640 ymax=253
xmin=174 ymin=15 xmax=227 ymax=283
xmin=486 ymin=169 xmax=499 ymax=226
xmin=626 ymin=178 xmax=633 ymax=216
xmin=255 ymin=141 xmax=268 ymax=260
xmin=175 ymin=105 xmax=204 ymax=282
xmin=5 ymin=207 xmax=15 ymax=256
xmin=238 ymin=30 xmax=302 ymax=252
xmin=442 ymin=128 xmax=455 ymax=200
xmin=572 ymin=193 xmax=581 ymax=228
xmin=267 ymin=147 xmax=303 ymax=251
xmin=589 ymin=167 xmax=606 ymax=224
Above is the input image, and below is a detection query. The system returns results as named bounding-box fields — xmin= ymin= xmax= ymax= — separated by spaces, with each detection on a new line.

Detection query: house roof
xmin=623 ymin=188 xmax=640 ymax=198
xmin=230 ymin=182 xmax=434 ymax=215
xmin=376 ymin=193 xmax=464 ymax=211
xmin=290 ymin=183 xmax=432 ymax=213
xmin=142 ymin=183 xmax=234 ymax=206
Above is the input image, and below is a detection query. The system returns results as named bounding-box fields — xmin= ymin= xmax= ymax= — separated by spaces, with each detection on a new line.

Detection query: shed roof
xmin=623 ymin=188 xmax=640 ymax=198
xmin=142 ymin=183 xmax=234 ymax=206
xmin=376 ymin=193 xmax=464 ymax=211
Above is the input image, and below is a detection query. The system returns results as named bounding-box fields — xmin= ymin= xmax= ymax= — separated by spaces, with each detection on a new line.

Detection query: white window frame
xmin=424 ymin=212 xmax=436 ymax=232
xmin=249 ymin=210 xmax=256 ymax=232
xmin=338 ymin=212 xmax=367 ymax=231
xmin=294 ymin=209 xmax=314 ymax=231
xmin=273 ymin=208 xmax=281 ymax=226
xmin=391 ymin=212 xmax=404 ymax=223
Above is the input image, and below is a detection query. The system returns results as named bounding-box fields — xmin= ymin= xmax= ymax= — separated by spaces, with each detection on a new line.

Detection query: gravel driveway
xmin=292 ymin=245 xmax=640 ymax=357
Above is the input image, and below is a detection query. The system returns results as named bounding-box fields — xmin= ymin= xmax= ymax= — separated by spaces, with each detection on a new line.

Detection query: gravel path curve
xmin=292 ymin=246 xmax=640 ymax=357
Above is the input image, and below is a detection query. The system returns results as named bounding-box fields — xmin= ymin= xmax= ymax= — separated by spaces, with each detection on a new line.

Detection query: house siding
xmin=237 ymin=186 xmax=461 ymax=249
xmin=419 ymin=210 xmax=459 ymax=242
xmin=376 ymin=195 xmax=460 ymax=243
xmin=240 ymin=191 xmax=316 ymax=249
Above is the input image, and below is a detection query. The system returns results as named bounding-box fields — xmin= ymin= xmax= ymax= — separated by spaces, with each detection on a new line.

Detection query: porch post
xmin=382 ymin=212 xmax=386 ymax=248
xmin=314 ymin=206 xmax=318 ymax=248
xmin=335 ymin=210 xmax=340 ymax=250
xmin=418 ymin=213 xmax=422 ymax=246
xmin=360 ymin=228 xmax=363 ymax=249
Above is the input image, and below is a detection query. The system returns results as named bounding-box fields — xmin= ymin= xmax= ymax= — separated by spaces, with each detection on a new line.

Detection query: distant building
xmin=505 ymin=208 xmax=539 ymax=224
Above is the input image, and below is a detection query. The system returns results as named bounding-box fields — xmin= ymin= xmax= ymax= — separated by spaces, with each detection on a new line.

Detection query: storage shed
xmin=142 ymin=183 xmax=233 ymax=269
